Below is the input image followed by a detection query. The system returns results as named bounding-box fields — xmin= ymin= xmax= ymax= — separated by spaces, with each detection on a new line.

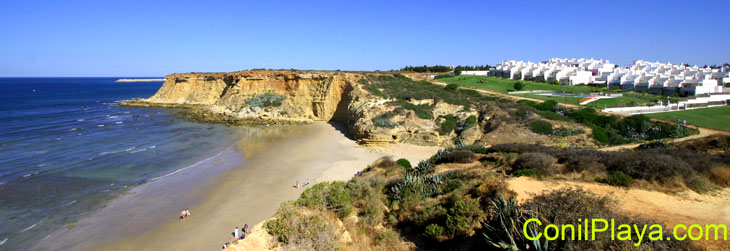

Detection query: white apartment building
xmin=488 ymin=58 xmax=729 ymax=96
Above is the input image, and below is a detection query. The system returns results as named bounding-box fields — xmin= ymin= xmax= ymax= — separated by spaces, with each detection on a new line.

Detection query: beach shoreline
xmin=34 ymin=122 xmax=439 ymax=250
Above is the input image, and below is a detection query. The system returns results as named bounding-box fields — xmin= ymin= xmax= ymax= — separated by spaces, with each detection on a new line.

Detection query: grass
xmin=646 ymin=106 xmax=730 ymax=132
xmin=438 ymin=75 xmax=668 ymax=108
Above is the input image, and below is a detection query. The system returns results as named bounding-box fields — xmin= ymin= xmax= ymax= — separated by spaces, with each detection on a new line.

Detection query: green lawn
xmin=438 ymin=75 xmax=668 ymax=108
xmin=646 ymin=106 xmax=730 ymax=132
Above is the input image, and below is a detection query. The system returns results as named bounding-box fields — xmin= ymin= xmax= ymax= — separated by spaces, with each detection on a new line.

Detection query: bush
xmin=513 ymin=152 xmax=557 ymax=176
xmin=602 ymin=171 xmax=633 ymax=187
xmin=709 ymin=166 xmax=730 ymax=187
xmin=513 ymin=81 xmax=524 ymax=90
xmin=245 ymin=93 xmax=286 ymax=107
xmin=423 ymin=224 xmax=445 ymax=240
xmin=534 ymin=100 xmax=558 ymax=112
xmin=442 ymin=179 xmax=463 ymax=194
xmin=442 ymin=150 xmax=476 ymax=163
xmin=439 ymin=115 xmax=457 ymax=135
xmin=395 ymin=158 xmax=411 ymax=169
xmin=445 ymin=194 xmax=483 ymax=237
xmin=265 ymin=203 xmax=338 ymax=249
xmin=296 ymin=182 xmax=353 ymax=219
xmin=529 ymin=120 xmax=553 ymax=135
xmin=513 ymin=169 xmax=537 ymax=178
xmin=372 ymin=114 xmax=397 ymax=128
xmin=481 ymin=197 xmax=545 ymax=250
xmin=444 ymin=83 xmax=459 ymax=91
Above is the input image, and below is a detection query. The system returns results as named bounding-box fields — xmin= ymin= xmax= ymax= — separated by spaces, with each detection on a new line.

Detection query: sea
xmin=0 ymin=78 xmax=240 ymax=249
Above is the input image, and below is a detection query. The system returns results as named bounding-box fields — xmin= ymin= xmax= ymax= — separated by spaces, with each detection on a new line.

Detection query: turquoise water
xmin=0 ymin=78 xmax=239 ymax=249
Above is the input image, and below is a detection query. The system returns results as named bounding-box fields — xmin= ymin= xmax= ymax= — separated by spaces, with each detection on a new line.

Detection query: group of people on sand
xmin=294 ymin=179 xmax=310 ymax=188
xmin=179 ymin=209 xmax=191 ymax=219
xmin=222 ymin=224 xmax=250 ymax=249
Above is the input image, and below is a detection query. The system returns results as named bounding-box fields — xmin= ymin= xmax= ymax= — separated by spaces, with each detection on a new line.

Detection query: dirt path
xmin=508 ymin=177 xmax=730 ymax=250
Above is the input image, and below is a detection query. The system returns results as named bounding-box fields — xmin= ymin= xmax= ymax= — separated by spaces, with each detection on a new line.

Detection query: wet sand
xmin=37 ymin=122 xmax=438 ymax=250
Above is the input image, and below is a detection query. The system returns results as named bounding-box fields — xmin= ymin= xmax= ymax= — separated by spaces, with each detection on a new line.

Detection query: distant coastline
xmin=115 ymin=78 xmax=165 ymax=82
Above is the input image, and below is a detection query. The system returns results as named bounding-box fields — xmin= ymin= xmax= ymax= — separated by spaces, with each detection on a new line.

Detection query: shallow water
xmin=0 ymin=78 xmax=239 ymax=250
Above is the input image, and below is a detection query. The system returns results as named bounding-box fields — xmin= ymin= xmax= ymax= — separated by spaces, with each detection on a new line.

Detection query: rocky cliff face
xmin=123 ymin=70 xmax=592 ymax=148
xmin=139 ymin=70 xmax=355 ymax=123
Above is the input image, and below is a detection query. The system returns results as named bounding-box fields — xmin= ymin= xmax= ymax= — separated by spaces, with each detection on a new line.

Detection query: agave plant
xmin=481 ymin=197 xmax=549 ymax=251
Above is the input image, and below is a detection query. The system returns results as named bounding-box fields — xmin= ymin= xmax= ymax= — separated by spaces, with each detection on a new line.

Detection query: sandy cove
xmin=79 ymin=122 xmax=438 ymax=250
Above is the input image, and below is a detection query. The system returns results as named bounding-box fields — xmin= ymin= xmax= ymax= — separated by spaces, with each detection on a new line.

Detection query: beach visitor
xmin=295 ymin=180 xmax=299 ymax=188
xmin=234 ymin=227 xmax=239 ymax=239
xmin=304 ymin=179 xmax=310 ymax=186
xmin=243 ymin=224 xmax=249 ymax=234
xmin=186 ymin=209 xmax=191 ymax=217
xmin=180 ymin=210 xmax=186 ymax=219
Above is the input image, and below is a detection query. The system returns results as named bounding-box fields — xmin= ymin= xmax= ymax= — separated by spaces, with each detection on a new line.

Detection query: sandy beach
xmin=35 ymin=122 xmax=438 ymax=250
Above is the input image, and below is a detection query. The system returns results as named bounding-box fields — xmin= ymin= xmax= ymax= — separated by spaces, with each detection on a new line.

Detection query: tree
xmin=514 ymin=81 xmax=524 ymax=90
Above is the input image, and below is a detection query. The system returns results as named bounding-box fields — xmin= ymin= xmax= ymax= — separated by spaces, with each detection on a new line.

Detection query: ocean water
xmin=0 ymin=78 xmax=239 ymax=249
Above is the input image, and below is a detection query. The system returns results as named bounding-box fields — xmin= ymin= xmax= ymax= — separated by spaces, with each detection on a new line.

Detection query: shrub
xmin=444 ymin=83 xmax=459 ymax=91
xmin=513 ymin=81 xmax=524 ymax=90
xmin=245 ymin=93 xmax=286 ymax=107
xmin=423 ymin=224 xmax=445 ymax=240
xmin=551 ymin=127 xmax=584 ymax=137
xmin=535 ymin=100 xmax=557 ymax=112
xmin=529 ymin=120 xmax=553 ymax=135
xmin=709 ymin=166 xmax=730 ymax=187
xmin=513 ymin=152 xmax=557 ymax=176
xmin=371 ymin=114 xmax=397 ymax=128
xmin=513 ymin=169 xmax=537 ymax=178
xmin=296 ymin=181 xmax=353 ymax=219
xmin=442 ymin=179 xmax=463 ymax=194
xmin=395 ymin=158 xmax=411 ymax=169
xmin=471 ymin=175 xmax=513 ymax=199
xmin=602 ymin=171 xmax=633 ymax=187
xmin=445 ymin=194 xmax=483 ymax=237
xmin=439 ymin=115 xmax=457 ymax=135
xmin=265 ymin=203 xmax=338 ymax=249
xmin=442 ymin=150 xmax=476 ymax=163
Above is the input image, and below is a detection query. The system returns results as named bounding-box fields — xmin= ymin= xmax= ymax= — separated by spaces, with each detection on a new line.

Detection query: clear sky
xmin=1 ymin=0 xmax=728 ymax=77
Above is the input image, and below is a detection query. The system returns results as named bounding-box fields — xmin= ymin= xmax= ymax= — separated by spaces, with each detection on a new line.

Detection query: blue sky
xmin=1 ymin=0 xmax=728 ymax=77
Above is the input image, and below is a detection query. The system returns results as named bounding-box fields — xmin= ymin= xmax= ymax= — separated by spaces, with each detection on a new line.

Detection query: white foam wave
xmin=97 ymin=124 xmax=104 ymax=127
xmin=19 ymin=218 xmax=45 ymax=233
xmin=62 ymin=200 xmax=77 ymax=206
xmin=148 ymin=147 xmax=230 ymax=182
xmin=76 ymin=119 xmax=85 ymax=122
xmin=0 ymin=238 xmax=6 ymax=246
xmin=148 ymin=145 xmax=156 ymax=149
xmin=125 ymin=147 xmax=135 ymax=152
xmin=115 ymin=121 xmax=123 ymax=124
xmin=129 ymin=148 xmax=147 ymax=153
xmin=22 ymin=171 xmax=39 ymax=178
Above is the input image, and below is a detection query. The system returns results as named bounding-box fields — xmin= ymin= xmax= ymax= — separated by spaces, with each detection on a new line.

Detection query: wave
xmin=19 ymin=218 xmax=46 ymax=233
xmin=125 ymin=147 xmax=135 ymax=152
xmin=97 ymin=124 xmax=104 ymax=127
xmin=0 ymin=238 xmax=6 ymax=246
xmin=148 ymin=146 xmax=231 ymax=182
xmin=115 ymin=121 xmax=123 ymax=124
xmin=129 ymin=148 xmax=147 ymax=153
xmin=76 ymin=119 xmax=85 ymax=122
xmin=62 ymin=200 xmax=77 ymax=206
xmin=22 ymin=171 xmax=39 ymax=178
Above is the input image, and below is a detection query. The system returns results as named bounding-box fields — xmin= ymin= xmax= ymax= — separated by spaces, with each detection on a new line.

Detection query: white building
xmin=488 ymin=58 xmax=729 ymax=96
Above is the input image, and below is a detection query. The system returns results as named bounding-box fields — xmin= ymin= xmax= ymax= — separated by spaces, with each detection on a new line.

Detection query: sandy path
xmin=507 ymin=177 xmax=730 ymax=249
xmin=93 ymin=122 xmax=438 ymax=250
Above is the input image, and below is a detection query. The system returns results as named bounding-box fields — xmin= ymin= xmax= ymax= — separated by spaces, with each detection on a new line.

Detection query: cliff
xmin=122 ymin=70 xmax=596 ymax=148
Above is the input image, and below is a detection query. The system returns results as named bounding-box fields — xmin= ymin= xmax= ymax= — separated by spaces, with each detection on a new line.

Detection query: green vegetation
xmin=400 ymin=65 xmax=453 ymax=73
xmin=244 ymin=93 xmax=286 ymax=107
xmin=361 ymin=74 xmax=500 ymax=119
xmin=646 ymin=106 xmax=730 ymax=132
xmin=371 ymin=113 xmax=398 ymax=128
xmin=528 ymin=120 xmax=553 ymax=135
xmin=395 ymin=158 xmax=411 ymax=169
xmin=437 ymin=75 xmax=676 ymax=108
xmin=264 ymin=141 xmax=717 ymax=250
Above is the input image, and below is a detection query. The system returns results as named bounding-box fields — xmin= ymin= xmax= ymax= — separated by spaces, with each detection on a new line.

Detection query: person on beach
xmin=295 ymin=180 xmax=299 ymax=188
xmin=186 ymin=209 xmax=191 ymax=218
xmin=234 ymin=227 xmax=239 ymax=239
xmin=180 ymin=210 xmax=186 ymax=219
xmin=243 ymin=224 xmax=249 ymax=235
xmin=304 ymin=179 xmax=310 ymax=187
